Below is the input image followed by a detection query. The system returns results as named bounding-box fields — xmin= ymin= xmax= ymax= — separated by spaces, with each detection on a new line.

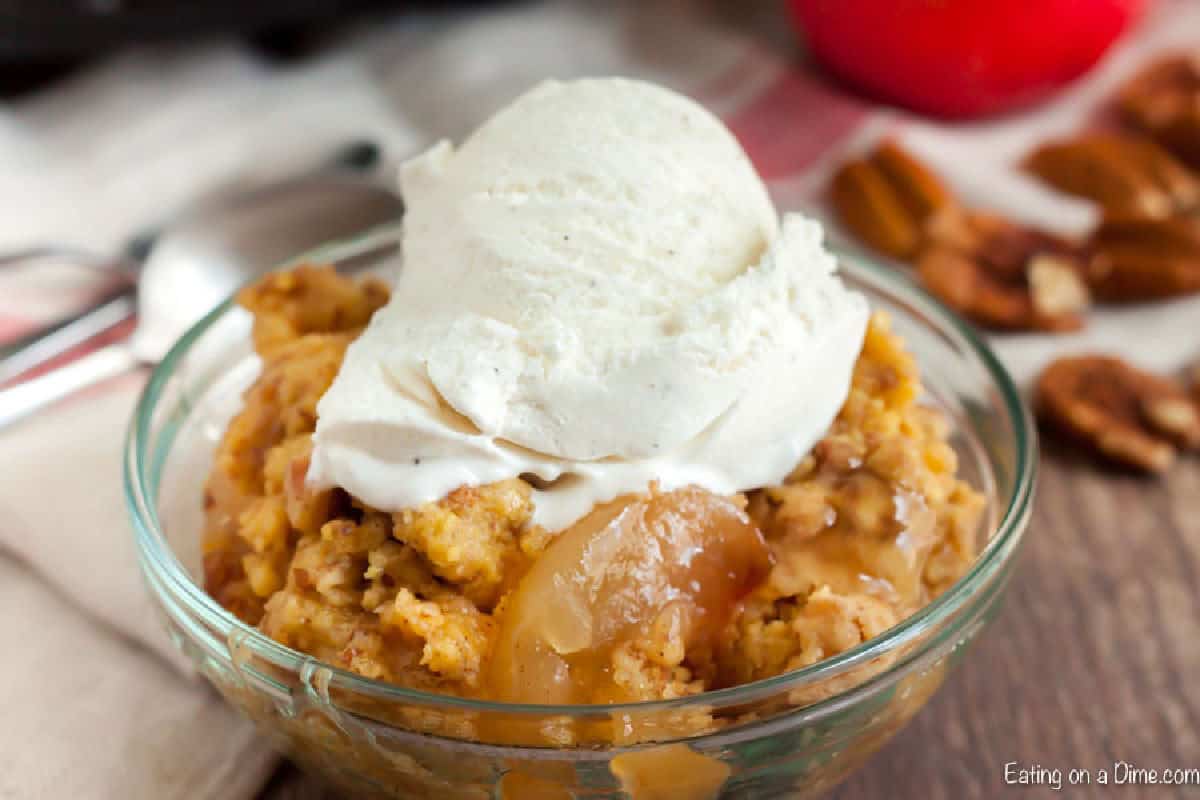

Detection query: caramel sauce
xmin=761 ymin=466 xmax=939 ymax=617
xmin=610 ymin=744 xmax=731 ymax=800
xmin=497 ymin=769 xmax=574 ymax=800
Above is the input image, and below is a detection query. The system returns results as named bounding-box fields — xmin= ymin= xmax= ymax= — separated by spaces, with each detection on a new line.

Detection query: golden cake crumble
xmin=203 ymin=265 xmax=984 ymax=716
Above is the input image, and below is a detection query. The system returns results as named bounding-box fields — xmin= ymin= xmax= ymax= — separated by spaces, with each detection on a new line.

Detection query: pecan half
xmin=1119 ymin=53 xmax=1200 ymax=172
xmin=1025 ymin=133 xmax=1198 ymax=219
xmin=1085 ymin=215 xmax=1200 ymax=300
xmin=831 ymin=140 xmax=956 ymax=260
xmin=1036 ymin=355 xmax=1200 ymax=472
xmin=917 ymin=213 xmax=1089 ymax=331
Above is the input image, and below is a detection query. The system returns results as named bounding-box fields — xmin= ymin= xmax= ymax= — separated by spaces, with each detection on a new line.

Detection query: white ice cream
xmin=308 ymin=78 xmax=869 ymax=531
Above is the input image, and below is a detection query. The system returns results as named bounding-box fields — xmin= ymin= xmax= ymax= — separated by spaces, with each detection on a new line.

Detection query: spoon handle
xmin=0 ymin=289 xmax=136 ymax=385
xmin=0 ymin=344 xmax=138 ymax=430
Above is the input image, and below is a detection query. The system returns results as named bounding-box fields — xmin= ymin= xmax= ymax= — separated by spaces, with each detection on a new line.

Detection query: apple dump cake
xmin=201 ymin=78 xmax=984 ymax=735
xmin=204 ymin=264 xmax=982 ymax=710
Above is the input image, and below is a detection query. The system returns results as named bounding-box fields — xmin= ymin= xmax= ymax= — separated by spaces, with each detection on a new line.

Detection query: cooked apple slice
xmin=487 ymin=487 xmax=772 ymax=705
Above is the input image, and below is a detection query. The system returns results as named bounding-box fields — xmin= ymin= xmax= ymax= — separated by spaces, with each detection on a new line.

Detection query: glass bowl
xmin=126 ymin=230 xmax=1036 ymax=800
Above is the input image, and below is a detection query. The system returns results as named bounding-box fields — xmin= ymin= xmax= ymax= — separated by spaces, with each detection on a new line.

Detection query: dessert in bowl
xmin=128 ymin=79 xmax=1035 ymax=798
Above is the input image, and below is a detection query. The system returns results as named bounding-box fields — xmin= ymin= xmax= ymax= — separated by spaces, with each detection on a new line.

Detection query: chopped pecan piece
xmin=1029 ymin=253 xmax=1092 ymax=319
xmin=831 ymin=140 xmax=957 ymax=260
xmin=1085 ymin=215 xmax=1200 ymax=300
xmin=1119 ymin=53 xmax=1200 ymax=172
xmin=917 ymin=213 xmax=1089 ymax=331
xmin=1036 ymin=355 xmax=1200 ymax=472
xmin=1025 ymin=133 xmax=1198 ymax=219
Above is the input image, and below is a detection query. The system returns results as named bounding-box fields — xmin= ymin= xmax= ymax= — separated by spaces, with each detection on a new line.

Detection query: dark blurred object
xmin=0 ymin=1 xmax=401 ymax=58
xmin=788 ymin=0 xmax=1147 ymax=118
xmin=0 ymin=0 xmax=416 ymax=95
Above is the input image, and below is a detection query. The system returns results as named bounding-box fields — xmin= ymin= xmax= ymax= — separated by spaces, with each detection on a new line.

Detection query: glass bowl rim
xmin=125 ymin=229 xmax=1037 ymax=718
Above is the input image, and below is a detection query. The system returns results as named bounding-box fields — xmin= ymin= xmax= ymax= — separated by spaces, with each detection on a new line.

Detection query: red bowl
xmin=788 ymin=0 xmax=1147 ymax=118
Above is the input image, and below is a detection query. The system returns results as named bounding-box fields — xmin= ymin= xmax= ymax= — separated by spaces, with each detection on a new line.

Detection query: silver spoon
xmin=0 ymin=140 xmax=383 ymax=384
xmin=0 ymin=171 xmax=403 ymax=429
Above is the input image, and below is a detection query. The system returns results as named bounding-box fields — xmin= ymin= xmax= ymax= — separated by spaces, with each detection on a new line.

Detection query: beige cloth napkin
xmin=0 ymin=557 xmax=276 ymax=800
xmin=1 ymin=2 xmax=1198 ymax=798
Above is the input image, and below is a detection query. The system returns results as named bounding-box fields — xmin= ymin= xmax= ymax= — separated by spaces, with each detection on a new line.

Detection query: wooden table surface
xmin=260 ymin=439 xmax=1200 ymax=800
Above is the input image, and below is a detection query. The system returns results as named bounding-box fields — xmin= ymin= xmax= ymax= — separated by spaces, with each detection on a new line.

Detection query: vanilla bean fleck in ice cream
xmin=307 ymin=78 xmax=869 ymax=530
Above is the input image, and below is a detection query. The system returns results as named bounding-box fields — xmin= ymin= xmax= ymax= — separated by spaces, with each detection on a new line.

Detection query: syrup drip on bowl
xmin=485 ymin=486 xmax=773 ymax=706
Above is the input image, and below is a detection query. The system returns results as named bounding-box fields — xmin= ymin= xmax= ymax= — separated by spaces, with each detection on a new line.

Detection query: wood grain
xmin=259 ymin=442 xmax=1200 ymax=799
xmin=831 ymin=439 xmax=1200 ymax=800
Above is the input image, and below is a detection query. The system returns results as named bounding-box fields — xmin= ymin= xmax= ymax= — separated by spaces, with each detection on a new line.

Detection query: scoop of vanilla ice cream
xmin=308 ymin=77 xmax=869 ymax=531
xmin=395 ymin=78 xmax=780 ymax=460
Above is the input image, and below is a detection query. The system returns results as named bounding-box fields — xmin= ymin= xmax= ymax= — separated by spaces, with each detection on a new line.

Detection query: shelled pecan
xmin=1036 ymin=355 xmax=1200 ymax=473
xmin=830 ymin=140 xmax=956 ymax=260
xmin=1119 ymin=53 xmax=1200 ymax=172
xmin=918 ymin=212 xmax=1090 ymax=331
xmin=1085 ymin=214 xmax=1200 ymax=300
xmin=1025 ymin=133 xmax=1199 ymax=219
